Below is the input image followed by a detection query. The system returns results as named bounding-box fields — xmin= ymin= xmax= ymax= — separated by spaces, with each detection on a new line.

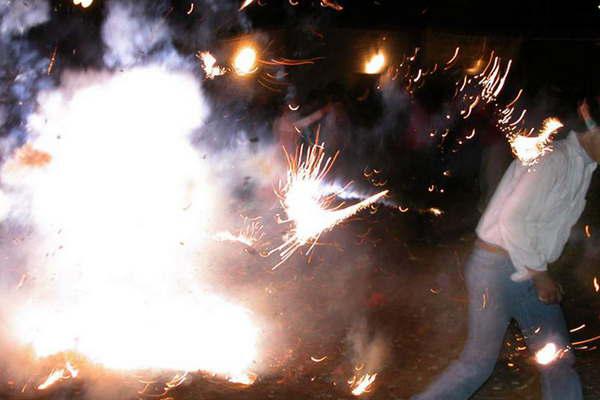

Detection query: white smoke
xmin=101 ymin=1 xmax=172 ymax=69
xmin=0 ymin=0 xmax=49 ymax=37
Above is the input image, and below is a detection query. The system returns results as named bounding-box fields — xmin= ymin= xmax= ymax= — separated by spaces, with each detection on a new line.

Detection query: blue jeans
xmin=412 ymin=246 xmax=582 ymax=400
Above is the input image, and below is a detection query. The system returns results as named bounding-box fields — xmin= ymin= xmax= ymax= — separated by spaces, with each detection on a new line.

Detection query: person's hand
xmin=578 ymin=99 xmax=592 ymax=122
xmin=530 ymin=270 xmax=564 ymax=304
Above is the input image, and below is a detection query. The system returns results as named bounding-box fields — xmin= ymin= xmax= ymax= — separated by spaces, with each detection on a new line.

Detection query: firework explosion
xmin=271 ymin=142 xmax=388 ymax=268
xmin=1 ymin=65 xmax=259 ymax=379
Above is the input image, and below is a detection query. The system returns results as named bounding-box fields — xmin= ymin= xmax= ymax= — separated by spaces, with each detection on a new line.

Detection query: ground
xmin=3 ymin=189 xmax=600 ymax=400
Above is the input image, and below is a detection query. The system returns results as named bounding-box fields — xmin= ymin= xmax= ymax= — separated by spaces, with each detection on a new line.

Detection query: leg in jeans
xmin=412 ymin=248 xmax=512 ymax=400
xmin=512 ymin=281 xmax=583 ymax=400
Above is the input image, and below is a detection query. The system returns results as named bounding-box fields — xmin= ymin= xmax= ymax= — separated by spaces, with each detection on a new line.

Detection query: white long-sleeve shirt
xmin=476 ymin=130 xmax=597 ymax=281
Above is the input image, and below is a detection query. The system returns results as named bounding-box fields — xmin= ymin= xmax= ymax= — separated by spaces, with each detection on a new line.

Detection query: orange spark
xmin=584 ymin=224 xmax=592 ymax=238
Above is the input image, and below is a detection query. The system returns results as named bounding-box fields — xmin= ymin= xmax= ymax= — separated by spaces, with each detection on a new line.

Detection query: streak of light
xmin=289 ymin=0 xmax=299 ymax=5
xmin=535 ymin=343 xmax=560 ymax=365
xmin=364 ymin=51 xmax=386 ymax=74
xmin=444 ymin=47 xmax=460 ymax=69
xmin=509 ymin=109 xmax=527 ymax=126
xmin=570 ymin=324 xmax=586 ymax=333
xmin=398 ymin=205 xmax=409 ymax=213
xmin=462 ymin=96 xmax=480 ymax=119
xmin=321 ymin=0 xmax=343 ymax=11
xmin=310 ymin=355 xmax=327 ymax=362
xmin=584 ymin=224 xmax=592 ymax=238
xmin=187 ymin=3 xmax=194 ymax=14
xmin=239 ymin=0 xmax=255 ymax=11
xmin=594 ymin=277 xmax=599 ymax=292
xmin=16 ymin=273 xmax=27 ymax=290
xmin=413 ymin=68 xmax=423 ymax=82
xmin=466 ymin=129 xmax=476 ymax=139
xmin=572 ymin=335 xmax=600 ymax=346
xmin=507 ymin=89 xmax=524 ymax=108
xmin=47 ymin=46 xmax=57 ymax=75
xmin=233 ymin=46 xmax=258 ymax=75
xmin=350 ymin=373 xmax=377 ymax=396
xmin=262 ymin=57 xmax=323 ymax=66
xmin=288 ymin=104 xmax=300 ymax=111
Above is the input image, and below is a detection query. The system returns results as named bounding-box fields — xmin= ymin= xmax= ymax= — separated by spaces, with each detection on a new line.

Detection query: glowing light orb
xmin=233 ymin=46 xmax=258 ymax=76
xmin=535 ymin=343 xmax=560 ymax=365
xmin=364 ymin=52 xmax=386 ymax=74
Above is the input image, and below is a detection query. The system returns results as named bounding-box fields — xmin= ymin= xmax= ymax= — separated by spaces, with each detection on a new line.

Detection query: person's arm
xmin=293 ymin=104 xmax=331 ymax=130
xmin=497 ymin=158 xmax=565 ymax=303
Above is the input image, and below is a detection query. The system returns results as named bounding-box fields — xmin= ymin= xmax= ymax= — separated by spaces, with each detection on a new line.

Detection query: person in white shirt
xmin=412 ymin=100 xmax=599 ymax=400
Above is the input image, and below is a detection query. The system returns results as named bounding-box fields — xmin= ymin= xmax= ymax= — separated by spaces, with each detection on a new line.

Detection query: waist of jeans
xmin=475 ymin=238 xmax=508 ymax=256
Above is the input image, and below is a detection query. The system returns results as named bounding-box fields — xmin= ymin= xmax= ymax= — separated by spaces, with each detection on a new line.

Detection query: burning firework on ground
xmin=270 ymin=142 xmax=388 ymax=268
xmin=0 ymin=66 xmax=259 ymax=383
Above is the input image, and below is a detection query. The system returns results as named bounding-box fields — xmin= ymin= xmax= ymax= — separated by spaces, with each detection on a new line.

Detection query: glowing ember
xmin=349 ymin=373 xmax=377 ymax=396
xmin=594 ymin=277 xmax=599 ymax=292
xmin=271 ymin=142 xmax=388 ymax=268
xmin=198 ymin=51 xmax=226 ymax=79
xmin=37 ymin=362 xmax=78 ymax=390
xmin=427 ymin=207 xmax=443 ymax=216
xmin=239 ymin=0 xmax=255 ymax=11
xmin=535 ymin=343 xmax=560 ymax=365
xmin=233 ymin=46 xmax=258 ymax=76
xmin=509 ymin=118 xmax=563 ymax=166
xmin=364 ymin=51 xmax=386 ymax=74
xmin=2 ymin=66 xmax=258 ymax=378
xmin=73 ymin=0 xmax=93 ymax=8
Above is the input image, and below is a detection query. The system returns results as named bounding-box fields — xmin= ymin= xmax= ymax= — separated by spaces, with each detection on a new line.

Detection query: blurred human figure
xmin=412 ymin=100 xmax=600 ymax=400
xmin=273 ymin=102 xmax=331 ymax=152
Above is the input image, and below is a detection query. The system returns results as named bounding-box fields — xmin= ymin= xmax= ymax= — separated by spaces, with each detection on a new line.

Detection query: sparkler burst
xmin=1 ymin=66 xmax=259 ymax=379
xmin=271 ymin=142 xmax=388 ymax=268
xmin=509 ymin=118 xmax=563 ymax=166
xmin=198 ymin=51 xmax=226 ymax=79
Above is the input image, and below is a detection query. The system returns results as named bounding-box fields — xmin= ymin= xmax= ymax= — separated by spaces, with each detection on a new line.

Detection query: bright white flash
xmin=1 ymin=66 xmax=258 ymax=377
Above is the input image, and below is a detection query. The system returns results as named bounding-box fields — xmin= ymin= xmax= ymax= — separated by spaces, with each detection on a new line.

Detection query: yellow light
xmin=364 ymin=51 xmax=386 ymax=74
xmin=233 ymin=46 xmax=258 ymax=76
